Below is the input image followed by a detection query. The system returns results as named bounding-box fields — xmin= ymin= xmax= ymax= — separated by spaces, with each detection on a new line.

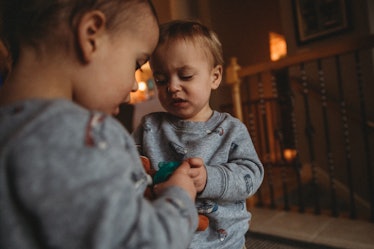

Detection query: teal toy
xmin=153 ymin=161 xmax=181 ymax=185
xmin=140 ymin=157 xmax=210 ymax=231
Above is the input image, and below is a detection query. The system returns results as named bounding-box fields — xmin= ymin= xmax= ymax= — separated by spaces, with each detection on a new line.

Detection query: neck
xmin=185 ymin=107 xmax=214 ymax=122
xmin=0 ymin=52 xmax=73 ymax=106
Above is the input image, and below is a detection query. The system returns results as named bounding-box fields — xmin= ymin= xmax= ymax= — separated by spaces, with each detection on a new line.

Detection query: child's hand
xmin=153 ymin=161 xmax=197 ymax=200
xmin=187 ymin=158 xmax=207 ymax=193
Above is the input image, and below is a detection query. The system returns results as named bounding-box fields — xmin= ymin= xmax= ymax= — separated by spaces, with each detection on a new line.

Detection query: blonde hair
xmin=157 ymin=20 xmax=224 ymax=67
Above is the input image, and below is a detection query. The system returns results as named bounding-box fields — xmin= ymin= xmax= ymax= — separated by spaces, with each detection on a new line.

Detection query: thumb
xmin=174 ymin=161 xmax=191 ymax=174
xmin=188 ymin=157 xmax=204 ymax=168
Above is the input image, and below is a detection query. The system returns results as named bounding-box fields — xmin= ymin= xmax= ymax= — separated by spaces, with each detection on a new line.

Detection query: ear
xmin=76 ymin=11 xmax=106 ymax=63
xmin=211 ymin=65 xmax=223 ymax=90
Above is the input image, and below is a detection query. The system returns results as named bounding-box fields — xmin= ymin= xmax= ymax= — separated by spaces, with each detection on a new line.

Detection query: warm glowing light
xmin=269 ymin=32 xmax=287 ymax=61
xmin=138 ymin=81 xmax=147 ymax=91
xmin=129 ymin=62 xmax=155 ymax=104
xmin=283 ymin=148 xmax=297 ymax=163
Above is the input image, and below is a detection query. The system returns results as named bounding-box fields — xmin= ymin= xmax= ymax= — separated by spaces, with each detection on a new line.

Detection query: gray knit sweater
xmin=132 ymin=111 xmax=264 ymax=249
xmin=0 ymin=99 xmax=198 ymax=249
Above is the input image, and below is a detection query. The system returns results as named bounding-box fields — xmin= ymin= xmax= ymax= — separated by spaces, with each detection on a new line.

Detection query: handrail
xmin=237 ymin=34 xmax=374 ymax=78
xmin=225 ymin=34 xmax=374 ymax=220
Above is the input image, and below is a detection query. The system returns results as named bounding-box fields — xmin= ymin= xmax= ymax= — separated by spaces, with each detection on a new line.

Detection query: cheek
xmin=193 ymin=85 xmax=211 ymax=100
xmin=157 ymin=86 xmax=167 ymax=97
xmin=112 ymin=54 xmax=134 ymax=89
xmin=157 ymin=90 xmax=166 ymax=102
xmin=120 ymin=68 xmax=136 ymax=92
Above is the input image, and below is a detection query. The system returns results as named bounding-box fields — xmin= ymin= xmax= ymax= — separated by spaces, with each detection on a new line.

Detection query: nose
xmin=132 ymin=79 xmax=138 ymax=92
xmin=167 ymin=78 xmax=181 ymax=93
xmin=122 ymin=79 xmax=138 ymax=104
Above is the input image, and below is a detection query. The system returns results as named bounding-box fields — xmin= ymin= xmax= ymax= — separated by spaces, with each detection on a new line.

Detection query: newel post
xmin=226 ymin=57 xmax=258 ymax=208
xmin=225 ymin=57 xmax=243 ymax=121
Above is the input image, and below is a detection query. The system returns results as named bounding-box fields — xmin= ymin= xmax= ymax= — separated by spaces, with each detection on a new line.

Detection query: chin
xmin=174 ymin=113 xmax=193 ymax=120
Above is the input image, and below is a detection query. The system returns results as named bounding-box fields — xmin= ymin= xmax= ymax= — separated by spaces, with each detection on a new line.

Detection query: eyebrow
xmin=177 ymin=65 xmax=196 ymax=72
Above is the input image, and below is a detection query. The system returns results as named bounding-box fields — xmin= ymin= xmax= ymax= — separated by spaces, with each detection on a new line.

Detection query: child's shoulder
xmin=215 ymin=111 xmax=243 ymax=125
xmin=212 ymin=111 xmax=249 ymax=133
xmin=1 ymin=99 xmax=127 ymax=148
xmin=0 ymin=99 xmax=85 ymax=131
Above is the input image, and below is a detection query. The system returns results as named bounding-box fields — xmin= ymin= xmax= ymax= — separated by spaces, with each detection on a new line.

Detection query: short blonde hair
xmin=157 ymin=20 xmax=224 ymax=67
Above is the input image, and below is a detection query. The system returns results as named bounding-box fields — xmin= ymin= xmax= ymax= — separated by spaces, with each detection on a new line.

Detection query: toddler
xmin=133 ymin=20 xmax=264 ymax=249
xmin=0 ymin=1 xmax=198 ymax=249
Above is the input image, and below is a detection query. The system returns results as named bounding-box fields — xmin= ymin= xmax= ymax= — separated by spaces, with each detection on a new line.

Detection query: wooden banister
xmin=238 ymin=35 xmax=374 ymax=78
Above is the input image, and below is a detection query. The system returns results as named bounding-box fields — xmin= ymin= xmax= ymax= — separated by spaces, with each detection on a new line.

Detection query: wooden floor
xmin=246 ymin=231 xmax=342 ymax=249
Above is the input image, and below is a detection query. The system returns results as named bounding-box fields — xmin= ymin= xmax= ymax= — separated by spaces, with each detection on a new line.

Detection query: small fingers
xmin=174 ymin=161 xmax=191 ymax=174
xmin=187 ymin=157 xmax=204 ymax=168
xmin=189 ymin=168 xmax=200 ymax=178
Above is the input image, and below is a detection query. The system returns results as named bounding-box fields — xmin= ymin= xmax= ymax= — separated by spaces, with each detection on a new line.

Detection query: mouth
xmin=170 ymin=98 xmax=188 ymax=108
xmin=170 ymin=98 xmax=188 ymax=106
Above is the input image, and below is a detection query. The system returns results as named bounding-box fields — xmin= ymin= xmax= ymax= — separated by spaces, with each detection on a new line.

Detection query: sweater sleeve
xmin=198 ymin=121 xmax=264 ymax=201
xmin=8 ymin=114 xmax=197 ymax=249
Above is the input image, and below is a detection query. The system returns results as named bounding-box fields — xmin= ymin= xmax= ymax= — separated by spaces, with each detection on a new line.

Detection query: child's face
xmin=151 ymin=39 xmax=222 ymax=121
xmin=74 ymin=8 xmax=159 ymax=115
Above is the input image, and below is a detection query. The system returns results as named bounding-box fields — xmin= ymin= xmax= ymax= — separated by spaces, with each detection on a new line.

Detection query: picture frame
xmin=292 ymin=0 xmax=350 ymax=44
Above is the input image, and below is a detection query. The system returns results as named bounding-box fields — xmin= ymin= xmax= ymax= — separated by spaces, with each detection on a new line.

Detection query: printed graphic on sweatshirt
xmin=207 ymin=126 xmax=224 ymax=136
xmin=196 ymin=200 xmax=218 ymax=214
xmin=235 ymin=200 xmax=246 ymax=210
xmin=217 ymin=228 xmax=228 ymax=241
xmin=230 ymin=142 xmax=238 ymax=152
xmin=85 ymin=113 xmax=107 ymax=149
xmin=168 ymin=141 xmax=187 ymax=158
xmin=244 ymin=174 xmax=253 ymax=194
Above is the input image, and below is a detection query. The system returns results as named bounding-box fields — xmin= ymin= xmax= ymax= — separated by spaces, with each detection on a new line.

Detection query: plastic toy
xmin=140 ymin=156 xmax=209 ymax=231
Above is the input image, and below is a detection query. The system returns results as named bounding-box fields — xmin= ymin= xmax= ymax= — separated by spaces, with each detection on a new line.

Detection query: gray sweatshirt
xmin=132 ymin=111 xmax=264 ymax=249
xmin=0 ymin=99 xmax=198 ymax=249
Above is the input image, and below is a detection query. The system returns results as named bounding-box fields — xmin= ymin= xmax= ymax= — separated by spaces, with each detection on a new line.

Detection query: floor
xmin=246 ymin=232 xmax=341 ymax=249
xmin=247 ymin=207 xmax=374 ymax=249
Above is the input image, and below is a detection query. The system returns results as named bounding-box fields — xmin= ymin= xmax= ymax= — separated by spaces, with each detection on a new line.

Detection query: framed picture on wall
xmin=292 ymin=0 xmax=350 ymax=44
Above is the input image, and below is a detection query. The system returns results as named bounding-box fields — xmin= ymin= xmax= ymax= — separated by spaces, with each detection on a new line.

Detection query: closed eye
xmin=180 ymin=75 xmax=193 ymax=81
xmin=136 ymin=62 xmax=143 ymax=72
xmin=135 ymin=57 xmax=150 ymax=72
